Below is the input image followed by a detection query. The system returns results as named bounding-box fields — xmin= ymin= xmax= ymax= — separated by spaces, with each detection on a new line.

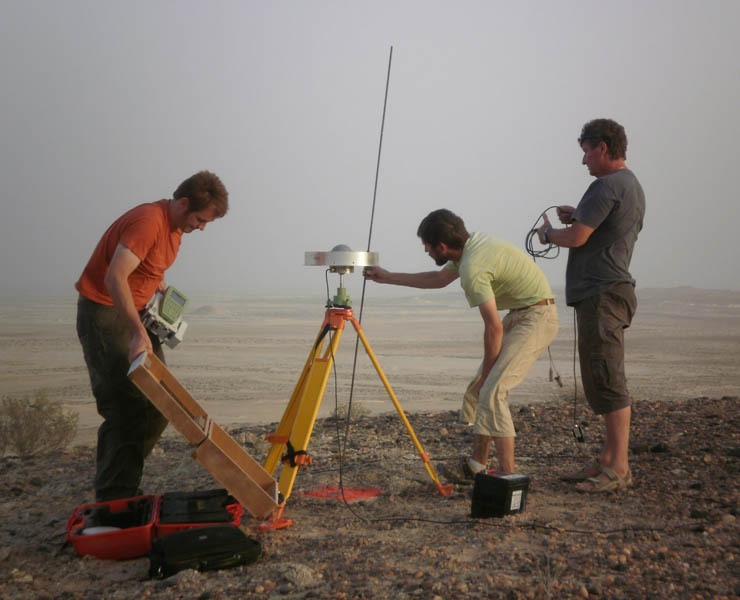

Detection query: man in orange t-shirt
xmin=75 ymin=171 xmax=228 ymax=501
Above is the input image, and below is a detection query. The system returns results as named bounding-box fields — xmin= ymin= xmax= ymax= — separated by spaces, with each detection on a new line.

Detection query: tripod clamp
xmin=282 ymin=440 xmax=312 ymax=467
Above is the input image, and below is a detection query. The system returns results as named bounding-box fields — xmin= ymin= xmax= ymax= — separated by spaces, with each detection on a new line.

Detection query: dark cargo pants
xmin=575 ymin=282 xmax=637 ymax=415
xmin=76 ymin=296 xmax=169 ymax=501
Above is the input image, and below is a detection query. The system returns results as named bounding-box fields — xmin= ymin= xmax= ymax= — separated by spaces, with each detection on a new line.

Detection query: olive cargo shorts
xmin=461 ymin=304 xmax=559 ymax=437
xmin=575 ymin=282 xmax=637 ymax=415
xmin=76 ymin=296 xmax=169 ymax=501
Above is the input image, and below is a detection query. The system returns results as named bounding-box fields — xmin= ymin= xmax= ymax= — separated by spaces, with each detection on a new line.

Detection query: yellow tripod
xmin=260 ymin=305 xmax=452 ymax=530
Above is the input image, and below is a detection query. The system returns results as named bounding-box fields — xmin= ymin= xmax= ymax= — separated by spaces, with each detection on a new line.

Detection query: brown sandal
xmin=560 ymin=459 xmax=601 ymax=482
xmin=576 ymin=466 xmax=632 ymax=493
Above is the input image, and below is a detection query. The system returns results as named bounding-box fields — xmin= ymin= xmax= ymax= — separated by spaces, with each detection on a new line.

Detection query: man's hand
xmin=128 ymin=326 xmax=153 ymax=363
xmin=537 ymin=213 xmax=553 ymax=245
xmin=157 ymin=280 xmax=168 ymax=294
xmin=363 ymin=266 xmax=390 ymax=283
xmin=556 ymin=205 xmax=575 ymax=224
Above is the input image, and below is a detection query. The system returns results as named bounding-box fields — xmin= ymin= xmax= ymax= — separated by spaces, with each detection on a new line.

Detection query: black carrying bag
xmin=148 ymin=525 xmax=261 ymax=579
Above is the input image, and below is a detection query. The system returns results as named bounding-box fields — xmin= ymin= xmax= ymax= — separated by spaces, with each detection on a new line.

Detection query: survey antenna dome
xmin=304 ymin=245 xmax=379 ymax=274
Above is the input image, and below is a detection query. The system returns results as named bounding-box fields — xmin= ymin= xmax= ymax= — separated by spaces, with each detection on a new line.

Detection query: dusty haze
xmin=1 ymin=1 xmax=739 ymax=298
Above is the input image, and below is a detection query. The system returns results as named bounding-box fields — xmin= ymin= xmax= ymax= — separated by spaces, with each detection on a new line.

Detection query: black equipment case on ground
xmin=148 ymin=524 xmax=261 ymax=579
xmin=471 ymin=472 xmax=531 ymax=518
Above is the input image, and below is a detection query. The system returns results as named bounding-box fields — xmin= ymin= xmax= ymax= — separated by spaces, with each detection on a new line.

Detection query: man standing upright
xmin=538 ymin=118 xmax=645 ymax=493
xmin=364 ymin=210 xmax=559 ymax=481
xmin=75 ymin=171 xmax=228 ymax=501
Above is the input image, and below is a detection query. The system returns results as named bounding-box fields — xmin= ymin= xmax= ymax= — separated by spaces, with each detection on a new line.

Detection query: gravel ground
xmin=1 ymin=396 xmax=738 ymax=599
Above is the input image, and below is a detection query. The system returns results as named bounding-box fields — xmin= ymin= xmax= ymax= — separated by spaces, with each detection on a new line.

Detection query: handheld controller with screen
xmin=141 ymin=286 xmax=189 ymax=348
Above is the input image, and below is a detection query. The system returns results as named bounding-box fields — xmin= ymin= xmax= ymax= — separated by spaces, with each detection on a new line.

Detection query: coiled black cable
xmin=524 ymin=205 xmax=561 ymax=261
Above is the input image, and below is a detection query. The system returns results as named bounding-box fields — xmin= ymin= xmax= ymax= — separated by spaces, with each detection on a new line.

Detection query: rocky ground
xmin=1 ymin=396 xmax=738 ymax=599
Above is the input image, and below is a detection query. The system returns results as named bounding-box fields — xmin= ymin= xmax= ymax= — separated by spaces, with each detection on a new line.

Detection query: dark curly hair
xmin=578 ymin=119 xmax=628 ymax=160
xmin=416 ymin=209 xmax=469 ymax=250
xmin=173 ymin=171 xmax=229 ymax=217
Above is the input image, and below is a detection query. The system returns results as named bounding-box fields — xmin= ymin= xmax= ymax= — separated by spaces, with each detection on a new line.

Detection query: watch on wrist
xmin=543 ymin=227 xmax=551 ymax=244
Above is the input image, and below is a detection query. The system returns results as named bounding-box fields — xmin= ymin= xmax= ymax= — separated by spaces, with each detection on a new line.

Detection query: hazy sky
xmin=1 ymin=0 xmax=739 ymax=300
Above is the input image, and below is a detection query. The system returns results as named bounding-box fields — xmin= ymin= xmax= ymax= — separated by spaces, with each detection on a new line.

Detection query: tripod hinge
xmin=282 ymin=440 xmax=313 ymax=467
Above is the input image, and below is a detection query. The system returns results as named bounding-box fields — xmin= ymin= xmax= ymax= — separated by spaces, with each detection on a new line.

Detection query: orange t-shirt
xmin=75 ymin=200 xmax=183 ymax=310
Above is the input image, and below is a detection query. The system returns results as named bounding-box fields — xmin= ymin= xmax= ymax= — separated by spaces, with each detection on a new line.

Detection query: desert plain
xmin=0 ymin=286 xmax=738 ymax=598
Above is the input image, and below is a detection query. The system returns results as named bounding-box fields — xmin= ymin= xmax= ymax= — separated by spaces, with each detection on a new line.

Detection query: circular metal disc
xmin=305 ymin=249 xmax=379 ymax=268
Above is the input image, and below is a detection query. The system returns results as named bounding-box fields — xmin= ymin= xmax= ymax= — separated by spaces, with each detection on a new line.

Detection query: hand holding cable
xmin=524 ymin=206 xmax=561 ymax=261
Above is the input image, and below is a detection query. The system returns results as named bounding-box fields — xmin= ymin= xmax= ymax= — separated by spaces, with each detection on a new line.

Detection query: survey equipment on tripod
xmin=305 ymin=244 xmax=379 ymax=308
xmin=259 ymin=246 xmax=452 ymax=530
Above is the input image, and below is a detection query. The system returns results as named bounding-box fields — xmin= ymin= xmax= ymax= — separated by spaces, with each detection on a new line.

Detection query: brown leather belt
xmin=512 ymin=298 xmax=555 ymax=311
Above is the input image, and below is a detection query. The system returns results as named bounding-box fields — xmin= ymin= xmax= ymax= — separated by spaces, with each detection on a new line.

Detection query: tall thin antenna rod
xmin=340 ymin=46 xmax=394 ymax=492
xmin=365 ymin=45 xmax=393 ymax=253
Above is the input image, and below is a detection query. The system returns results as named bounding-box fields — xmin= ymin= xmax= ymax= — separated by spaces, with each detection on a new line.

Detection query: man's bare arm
xmin=363 ymin=266 xmax=459 ymax=289
xmin=475 ymin=297 xmax=504 ymax=394
xmin=104 ymin=244 xmax=152 ymax=362
xmin=537 ymin=212 xmax=595 ymax=248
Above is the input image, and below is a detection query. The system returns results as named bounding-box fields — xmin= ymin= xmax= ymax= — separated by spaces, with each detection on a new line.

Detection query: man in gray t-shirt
xmin=566 ymin=169 xmax=645 ymax=305
xmin=537 ymin=118 xmax=645 ymax=494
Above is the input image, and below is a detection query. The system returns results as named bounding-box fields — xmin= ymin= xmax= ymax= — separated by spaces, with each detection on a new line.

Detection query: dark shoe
xmin=96 ymin=487 xmax=145 ymax=502
xmin=438 ymin=457 xmax=480 ymax=486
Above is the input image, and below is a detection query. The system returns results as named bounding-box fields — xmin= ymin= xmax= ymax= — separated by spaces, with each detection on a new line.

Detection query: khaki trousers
xmin=461 ymin=304 xmax=559 ymax=437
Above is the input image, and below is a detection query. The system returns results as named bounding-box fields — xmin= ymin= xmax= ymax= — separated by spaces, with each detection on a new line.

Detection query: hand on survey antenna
xmin=556 ymin=205 xmax=575 ymax=224
xmin=363 ymin=266 xmax=390 ymax=283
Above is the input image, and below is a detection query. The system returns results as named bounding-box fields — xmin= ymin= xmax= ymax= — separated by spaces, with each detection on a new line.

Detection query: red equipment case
xmin=66 ymin=495 xmax=158 ymax=560
xmin=66 ymin=490 xmax=244 ymax=560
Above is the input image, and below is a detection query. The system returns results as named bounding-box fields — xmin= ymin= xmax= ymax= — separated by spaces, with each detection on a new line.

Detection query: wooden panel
xmin=128 ymin=351 xmax=278 ymax=519
xmin=195 ymin=426 xmax=278 ymax=519
xmin=208 ymin=422 xmax=276 ymax=493
xmin=128 ymin=354 xmax=207 ymax=446
xmin=137 ymin=352 xmax=208 ymax=422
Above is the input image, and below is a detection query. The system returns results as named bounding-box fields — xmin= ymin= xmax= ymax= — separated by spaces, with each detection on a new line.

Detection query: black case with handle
xmin=148 ymin=524 xmax=261 ymax=579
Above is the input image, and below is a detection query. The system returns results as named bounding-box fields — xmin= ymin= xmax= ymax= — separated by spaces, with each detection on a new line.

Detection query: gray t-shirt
xmin=565 ymin=168 xmax=645 ymax=306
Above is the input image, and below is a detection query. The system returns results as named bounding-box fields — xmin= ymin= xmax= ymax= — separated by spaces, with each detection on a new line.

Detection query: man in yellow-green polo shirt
xmin=364 ymin=209 xmax=558 ymax=482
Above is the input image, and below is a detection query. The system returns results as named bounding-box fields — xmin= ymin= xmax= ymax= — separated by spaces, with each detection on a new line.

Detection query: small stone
xmin=440 ymin=427 xmax=449 ymax=437
xmin=12 ymin=569 xmax=33 ymax=583
xmin=650 ymin=442 xmax=669 ymax=453
xmin=254 ymin=585 xmax=264 ymax=593
xmin=579 ymin=585 xmax=589 ymax=598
